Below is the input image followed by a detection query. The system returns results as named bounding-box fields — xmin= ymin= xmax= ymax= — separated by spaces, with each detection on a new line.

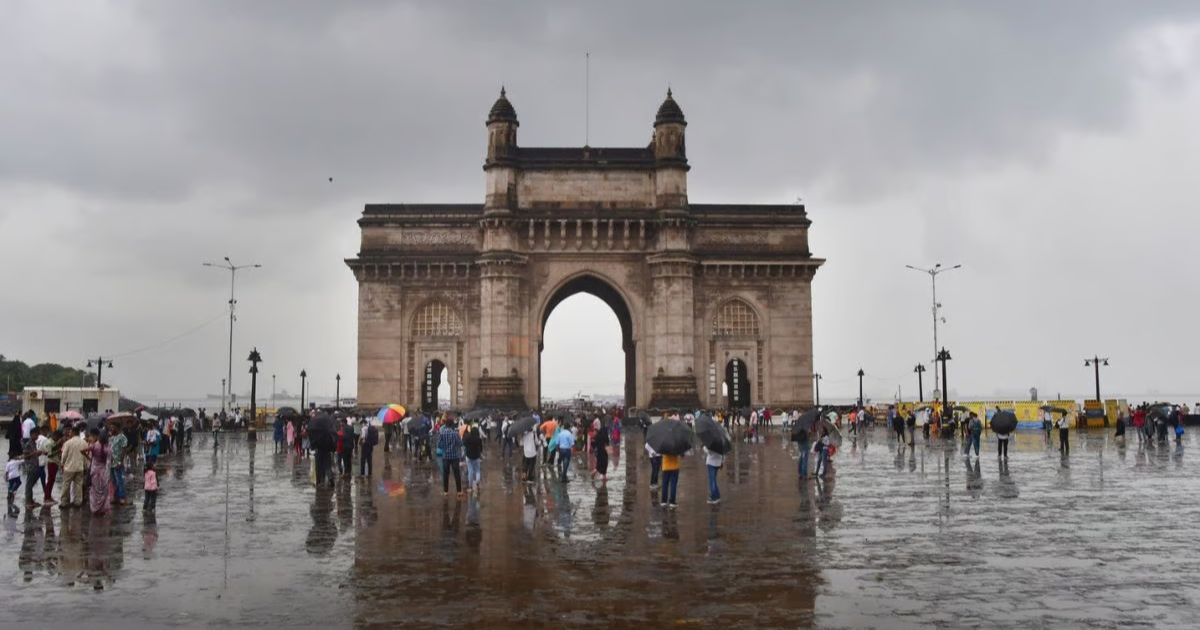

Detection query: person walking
xmin=337 ymin=419 xmax=355 ymax=479
xmin=273 ymin=415 xmax=286 ymax=453
xmin=792 ymin=425 xmax=811 ymax=479
xmin=556 ymin=423 xmax=576 ymax=483
xmin=906 ymin=411 xmax=917 ymax=446
xmin=997 ymin=429 xmax=1011 ymax=459
xmin=966 ymin=413 xmax=983 ymax=457
xmin=6 ymin=414 xmax=22 ymax=459
xmin=660 ymin=451 xmax=682 ymax=508
xmin=520 ymin=427 xmax=538 ymax=483
xmin=142 ymin=463 xmax=159 ymax=512
xmin=108 ymin=422 xmax=129 ymax=506
xmin=360 ymin=421 xmax=379 ymax=477
xmin=704 ymin=447 xmax=723 ymax=504
xmin=41 ymin=429 xmax=62 ymax=505
xmin=646 ymin=442 xmax=662 ymax=489
xmin=59 ymin=426 xmax=88 ymax=508
xmin=592 ymin=419 xmax=610 ymax=482
xmin=85 ymin=428 xmax=112 ymax=516
xmin=21 ymin=428 xmax=44 ymax=508
xmin=813 ymin=430 xmax=831 ymax=478
xmin=437 ymin=419 xmax=464 ymax=497
xmin=1058 ymin=412 xmax=1071 ymax=455
xmin=463 ymin=425 xmax=484 ymax=492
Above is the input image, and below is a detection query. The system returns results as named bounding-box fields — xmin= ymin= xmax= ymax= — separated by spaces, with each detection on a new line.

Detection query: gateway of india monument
xmin=347 ymin=88 xmax=823 ymax=412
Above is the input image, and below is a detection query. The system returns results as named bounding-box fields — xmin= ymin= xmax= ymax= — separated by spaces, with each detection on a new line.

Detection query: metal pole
xmin=227 ymin=268 xmax=236 ymax=417
xmin=814 ymin=373 xmax=822 ymax=407
xmin=221 ymin=378 xmax=226 ymax=416
xmin=940 ymin=351 xmax=949 ymax=415
xmin=857 ymin=369 xmax=865 ymax=406
xmin=1094 ymin=359 xmax=1101 ymax=402
xmin=931 ymin=273 xmax=938 ymax=391
xmin=917 ymin=366 xmax=924 ymax=402
xmin=271 ymin=374 xmax=276 ymax=410
xmin=335 ymin=374 xmax=341 ymax=410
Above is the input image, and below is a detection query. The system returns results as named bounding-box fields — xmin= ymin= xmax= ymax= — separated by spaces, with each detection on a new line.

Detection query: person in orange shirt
xmin=541 ymin=417 xmax=558 ymax=468
xmin=660 ymin=451 xmax=682 ymax=508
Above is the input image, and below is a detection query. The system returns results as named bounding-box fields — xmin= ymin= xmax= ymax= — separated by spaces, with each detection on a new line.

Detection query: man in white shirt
xmin=520 ymin=427 xmax=538 ymax=483
xmin=21 ymin=413 xmax=37 ymax=441
xmin=1058 ymin=414 xmax=1071 ymax=455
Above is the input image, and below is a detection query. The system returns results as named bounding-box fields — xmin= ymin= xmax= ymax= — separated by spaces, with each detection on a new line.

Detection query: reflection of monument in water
xmin=348 ymin=88 xmax=823 ymax=412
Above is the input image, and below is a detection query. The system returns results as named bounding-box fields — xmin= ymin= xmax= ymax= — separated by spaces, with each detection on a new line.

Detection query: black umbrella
xmin=309 ymin=412 xmax=337 ymax=450
xmin=952 ymin=405 xmax=972 ymax=414
xmin=790 ymin=409 xmax=820 ymax=439
xmin=509 ymin=415 xmax=538 ymax=436
xmin=1148 ymin=407 xmax=1169 ymax=422
xmin=990 ymin=410 xmax=1018 ymax=435
xmin=694 ymin=414 xmax=732 ymax=454
xmin=85 ymin=413 xmax=108 ymax=431
xmin=276 ymin=406 xmax=299 ymax=418
xmin=645 ymin=419 xmax=694 ymax=455
xmin=1039 ymin=405 xmax=1071 ymax=415
xmin=462 ymin=409 xmax=492 ymax=422
xmin=630 ymin=410 xmax=652 ymax=427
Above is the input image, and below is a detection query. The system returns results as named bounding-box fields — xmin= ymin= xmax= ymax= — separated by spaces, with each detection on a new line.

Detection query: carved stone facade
xmin=347 ymin=89 xmax=823 ymax=411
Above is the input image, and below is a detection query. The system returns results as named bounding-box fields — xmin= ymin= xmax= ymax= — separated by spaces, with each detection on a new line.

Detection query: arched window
xmin=713 ymin=299 xmax=759 ymax=337
xmin=412 ymin=301 xmax=463 ymax=337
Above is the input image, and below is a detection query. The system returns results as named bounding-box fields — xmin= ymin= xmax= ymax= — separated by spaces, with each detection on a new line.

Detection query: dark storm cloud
xmin=2 ymin=1 xmax=1198 ymax=399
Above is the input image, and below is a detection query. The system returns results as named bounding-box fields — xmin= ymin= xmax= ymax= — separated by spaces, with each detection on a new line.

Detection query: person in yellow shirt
xmin=660 ymin=452 xmax=681 ymax=507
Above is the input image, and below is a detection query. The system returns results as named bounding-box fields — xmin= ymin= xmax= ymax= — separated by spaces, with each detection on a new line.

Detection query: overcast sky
xmin=3 ymin=1 xmax=1199 ymax=404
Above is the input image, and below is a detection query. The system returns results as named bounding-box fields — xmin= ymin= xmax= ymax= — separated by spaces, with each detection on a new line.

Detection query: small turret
xmin=652 ymin=88 xmax=687 ymax=164
xmin=486 ymin=87 xmax=518 ymax=166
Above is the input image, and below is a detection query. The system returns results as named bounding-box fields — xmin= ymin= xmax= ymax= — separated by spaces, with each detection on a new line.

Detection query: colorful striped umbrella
xmin=377 ymin=404 xmax=406 ymax=425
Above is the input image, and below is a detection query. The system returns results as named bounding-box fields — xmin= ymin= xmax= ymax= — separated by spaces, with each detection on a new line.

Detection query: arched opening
xmin=422 ymin=360 xmax=449 ymax=412
xmin=539 ymin=275 xmax=635 ymax=410
xmin=725 ymin=359 xmax=750 ymax=410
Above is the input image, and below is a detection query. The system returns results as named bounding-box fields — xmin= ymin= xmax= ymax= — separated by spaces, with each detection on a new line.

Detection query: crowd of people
xmin=6 ymin=409 xmax=176 ymax=518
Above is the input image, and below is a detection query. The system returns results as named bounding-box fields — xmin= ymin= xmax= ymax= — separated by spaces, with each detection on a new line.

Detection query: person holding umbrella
xmin=646 ymin=414 xmax=693 ymax=507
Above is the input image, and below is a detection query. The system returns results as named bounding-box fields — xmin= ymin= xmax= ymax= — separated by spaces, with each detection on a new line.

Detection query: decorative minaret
xmin=647 ymin=89 xmax=701 ymax=409
xmin=477 ymin=87 xmax=528 ymax=408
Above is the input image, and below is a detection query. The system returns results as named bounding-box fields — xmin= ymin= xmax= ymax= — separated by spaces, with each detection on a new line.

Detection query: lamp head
xmin=300 ymin=370 xmax=307 ymax=378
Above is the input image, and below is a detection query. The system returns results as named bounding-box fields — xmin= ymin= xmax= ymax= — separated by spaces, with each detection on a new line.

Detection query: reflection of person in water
xmin=306 ymin=487 xmax=337 ymax=556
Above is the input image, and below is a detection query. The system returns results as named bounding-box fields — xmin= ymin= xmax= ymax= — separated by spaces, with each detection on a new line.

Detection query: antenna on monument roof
xmin=585 ymin=51 xmax=590 ymax=147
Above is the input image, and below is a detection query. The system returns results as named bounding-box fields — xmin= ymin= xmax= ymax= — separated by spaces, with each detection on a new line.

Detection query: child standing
xmin=143 ymin=464 xmax=159 ymax=512
xmin=6 ymin=455 xmax=22 ymax=516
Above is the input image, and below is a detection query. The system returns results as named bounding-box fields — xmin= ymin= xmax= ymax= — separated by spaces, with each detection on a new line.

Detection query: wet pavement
xmin=3 ymin=428 xmax=1199 ymax=628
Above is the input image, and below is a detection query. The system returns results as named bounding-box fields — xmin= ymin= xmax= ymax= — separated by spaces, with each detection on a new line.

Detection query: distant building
xmin=22 ymin=386 xmax=121 ymax=417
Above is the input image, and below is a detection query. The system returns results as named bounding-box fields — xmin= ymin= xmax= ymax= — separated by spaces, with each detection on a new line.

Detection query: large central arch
xmin=537 ymin=273 xmax=636 ymax=409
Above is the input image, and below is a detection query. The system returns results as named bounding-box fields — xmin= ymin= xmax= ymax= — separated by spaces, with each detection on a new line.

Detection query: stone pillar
xmin=647 ymin=250 xmax=700 ymax=409
xmin=474 ymin=249 xmax=528 ymax=409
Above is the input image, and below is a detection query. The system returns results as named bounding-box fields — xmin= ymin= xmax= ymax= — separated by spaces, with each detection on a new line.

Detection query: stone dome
xmin=654 ymin=89 xmax=686 ymax=126
xmin=487 ymin=87 xmax=518 ymax=125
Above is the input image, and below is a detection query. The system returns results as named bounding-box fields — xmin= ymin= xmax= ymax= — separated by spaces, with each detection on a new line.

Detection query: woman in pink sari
xmin=86 ymin=428 xmax=112 ymax=516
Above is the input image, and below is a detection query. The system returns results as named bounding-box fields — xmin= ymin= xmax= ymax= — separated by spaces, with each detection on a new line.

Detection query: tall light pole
xmin=300 ymin=369 xmax=307 ymax=412
xmin=913 ymin=363 xmax=926 ymax=402
xmin=335 ymin=374 xmax=341 ymax=410
xmin=204 ymin=257 xmax=262 ymax=418
xmin=937 ymin=348 xmax=952 ymax=416
xmin=87 ymin=357 xmax=114 ymax=390
xmin=271 ymin=374 xmax=276 ymax=411
xmin=1083 ymin=356 xmax=1109 ymax=403
xmin=857 ymin=368 xmax=865 ymax=407
xmin=906 ymin=263 xmax=962 ymax=392
xmin=813 ymin=372 xmax=822 ymax=407
xmin=247 ymin=348 xmax=262 ymax=442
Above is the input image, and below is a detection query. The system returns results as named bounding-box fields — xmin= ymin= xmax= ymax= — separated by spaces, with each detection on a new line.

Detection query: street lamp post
xmin=204 ymin=257 xmax=262 ymax=419
xmin=271 ymin=374 xmax=276 ymax=411
xmin=813 ymin=372 xmax=823 ymax=407
xmin=913 ymin=364 xmax=926 ymax=402
xmin=335 ymin=374 xmax=341 ymax=410
xmin=937 ymin=348 xmax=952 ymax=416
xmin=87 ymin=357 xmax=114 ymax=390
xmin=1083 ymin=356 xmax=1109 ymax=402
xmin=221 ymin=378 xmax=226 ymax=418
xmin=857 ymin=368 xmax=865 ymax=407
xmin=300 ymin=370 xmax=307 ymax=412
xmin=906 ymin=263 xmax=962 ymax=392
xmin=247 ymin=348 xmax=262 ymax=442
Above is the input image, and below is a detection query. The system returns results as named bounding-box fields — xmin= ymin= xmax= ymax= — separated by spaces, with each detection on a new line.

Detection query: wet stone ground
xmin=3 ymin=428 xmax=1199 ymax=628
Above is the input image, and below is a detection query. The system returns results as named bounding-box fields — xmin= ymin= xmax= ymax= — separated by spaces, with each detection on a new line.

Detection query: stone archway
xmin=537 ymin=273 xmax=637 ymax=409
xmin=347 ymin=88 xmax=823 ymax=411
